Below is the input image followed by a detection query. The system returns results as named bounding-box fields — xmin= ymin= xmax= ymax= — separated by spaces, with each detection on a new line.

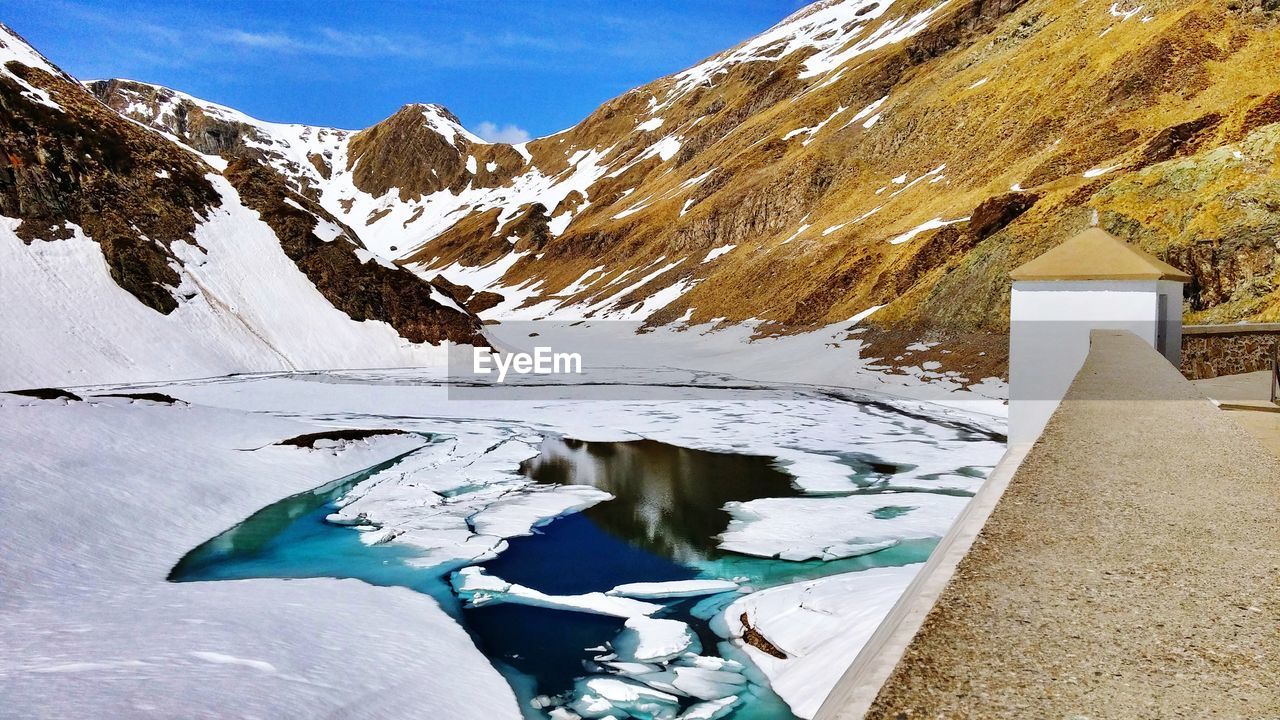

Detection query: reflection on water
xmin=520 ymin=437 xmax=802 ymax=564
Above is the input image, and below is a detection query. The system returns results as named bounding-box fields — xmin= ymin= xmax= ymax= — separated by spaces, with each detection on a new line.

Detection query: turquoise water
xmin=171 ymin=434 xmax=942 ymax=719
xmin=169 ymin=440 xmax=462 ymax=609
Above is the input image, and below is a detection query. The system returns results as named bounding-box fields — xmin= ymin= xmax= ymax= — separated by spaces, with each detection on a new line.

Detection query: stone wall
xmin=1180 ymin=324 xmax=1280 ymax=380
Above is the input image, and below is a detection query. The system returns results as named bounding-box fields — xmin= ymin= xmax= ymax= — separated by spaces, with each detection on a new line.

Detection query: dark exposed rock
xmin=905 ymin=0 xmax=1030 ymax=63
xmin=277 ymin=428 xmax=409 ymax=448
xmin=0 ymin=63 xmax=219 ymax=314
xmin=430 ymin=275 xmax=504 ymax=314
xmin=1136 ymin=113 xmax=1223 ymax=167
xmin=1239 ymin=90 xmax=1280 ymax=137
xmin=6 ymin=387 xmax=83 ymax=401
xmin=1166 ymin=232 xmax=1280 ymax=312
xmin=968 ymin=192 xmax=1040 ymax=242
xmin=507 ymin=203 xmax=553 ymax=253
xmin=220 ymin=159 xmax=484 ymax=345
xmin=739 ymin=612 xmax=787 ymax=659
xmin=94 ymin=392 xmax=184 ymax=404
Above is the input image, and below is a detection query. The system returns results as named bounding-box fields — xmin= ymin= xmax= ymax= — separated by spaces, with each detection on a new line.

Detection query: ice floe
xmin=719 ymin=492 xmax=970 ymax=561
xmin=452 ymin=567 xmax=663 ymax=618
xmin=569 ymin=676 xmax=682 ymax=719
xmin=543 ymin=618 xmax=753 ymax=719
xmin=611 ymin=617 xmax=701 ymax=662
xmin=607 ymin=580 xmax=739 ymax=599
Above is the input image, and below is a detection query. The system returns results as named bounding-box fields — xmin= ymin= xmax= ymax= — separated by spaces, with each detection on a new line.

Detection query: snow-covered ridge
xmin=412 ymin=102 xmax=487 ymax=145
xmin=0 ymin=22 xmax=66 ymax=110
xmin=0 ymin=22 xmax=63 ymax=78
xmin=658 ymin=0 xmax=944 ymax=107
xmin=76 ymin=0 xmax=969 ymax=336
xmin=91 ymin=79 xmax=353 ymax=198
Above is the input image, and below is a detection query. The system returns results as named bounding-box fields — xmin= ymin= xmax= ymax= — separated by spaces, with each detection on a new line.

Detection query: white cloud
xmin=475 ymin=121 xmax=531 ymax=144
xmin=219 ymin=30 xmax=307 ymax=51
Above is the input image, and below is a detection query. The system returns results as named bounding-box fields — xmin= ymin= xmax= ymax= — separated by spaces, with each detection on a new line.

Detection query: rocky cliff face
xmin=1 ymin=52 xmax=218 ymax=313
xmin=220 ymin=158 xmax=483 ymax=345
xmin=87 ymin=78 xmax=349 ymax=201
xmin=16 ymin=0 xmax=1280 ymax=382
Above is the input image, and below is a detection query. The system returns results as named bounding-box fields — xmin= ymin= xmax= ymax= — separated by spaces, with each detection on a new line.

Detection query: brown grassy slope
xmin=345 ymin=104 xmax=527 ymax=201
xmin=408 ymin=0 xmax=1280 ymax=345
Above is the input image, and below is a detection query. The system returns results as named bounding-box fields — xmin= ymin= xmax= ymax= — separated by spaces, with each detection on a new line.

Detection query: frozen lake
xmin=150 ymin=370 xmax=1004 ymax=719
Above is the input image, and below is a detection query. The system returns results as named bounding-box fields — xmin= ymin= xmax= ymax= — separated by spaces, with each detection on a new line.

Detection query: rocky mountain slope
xmin=9 ymin=0 xmax=1280 ymax=386
xmin=0 ymin=25 xmax=482 ymax=388
xmin=96 ymin=0 xmax=1280 ymax=381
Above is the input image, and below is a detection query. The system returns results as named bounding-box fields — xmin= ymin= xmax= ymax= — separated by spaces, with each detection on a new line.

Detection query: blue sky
xmin=2 ymin=0 xmax=807 ymax=139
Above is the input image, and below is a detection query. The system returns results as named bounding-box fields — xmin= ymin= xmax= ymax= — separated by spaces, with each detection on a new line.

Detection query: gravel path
xmin=866 ymin=332 xmax=1280 ymax=719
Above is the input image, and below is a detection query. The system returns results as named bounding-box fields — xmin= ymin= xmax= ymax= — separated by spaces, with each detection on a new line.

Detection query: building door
xmin=1156 ymin=292 xmax=1168 ymax=357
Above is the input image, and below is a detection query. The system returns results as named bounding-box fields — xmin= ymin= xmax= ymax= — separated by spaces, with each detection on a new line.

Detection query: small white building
xmin=1008 ymin=227 xmax=1191 ymax=445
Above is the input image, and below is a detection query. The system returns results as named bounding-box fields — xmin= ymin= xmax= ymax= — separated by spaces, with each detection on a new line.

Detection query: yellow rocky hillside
xmin=402 ymin=0 xmax=1279 ymax=339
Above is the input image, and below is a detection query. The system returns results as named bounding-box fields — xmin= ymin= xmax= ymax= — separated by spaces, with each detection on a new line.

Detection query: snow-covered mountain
xmin=7 ymin=0 xmax=1280 ymax=387
xmin=0 ymin=25 xmax=483 ymax=388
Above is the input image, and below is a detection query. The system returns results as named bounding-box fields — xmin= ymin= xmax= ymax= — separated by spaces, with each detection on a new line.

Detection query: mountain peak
xmin=390 ymin=102 xmax=486 ymax=146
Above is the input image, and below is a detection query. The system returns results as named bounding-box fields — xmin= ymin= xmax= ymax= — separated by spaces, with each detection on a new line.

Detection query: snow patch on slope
xmin=888 ymin=215 xmax=969 ymax=244
xmin=0 ymin=175 xmax=449 ymax=388
xmin=0 ymin=23 xmax=64 ymax=109
xmin=660 ymin=0 xmax=947 ymax=110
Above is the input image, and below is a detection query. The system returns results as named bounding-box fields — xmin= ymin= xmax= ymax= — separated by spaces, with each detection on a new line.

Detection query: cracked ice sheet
xmin=0 ymin=394 xmax=520 ymax=720
xmin=103 ymin=371 xmax=1004 ymax=563
xmin=59 ymin=375 xmax=1001 ymax=719
xmin=326 ymin=425 xmax=612 ymax=567
xmin=125 ymin=371 xmax=1003 ymax=490
xmin=611 ymin=617 xmax=701 ymax=662
xmin=546 ymin=619 xmax=747 ymax=719
xmin=719 ymin=493 xmax=970 ymax=561
xmin=720 ymin=564 xmax=922 ymax=719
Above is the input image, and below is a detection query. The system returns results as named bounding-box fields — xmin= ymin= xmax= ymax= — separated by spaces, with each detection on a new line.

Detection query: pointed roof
xmin=1010 ymin=228 xmax=1192 ymax=282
